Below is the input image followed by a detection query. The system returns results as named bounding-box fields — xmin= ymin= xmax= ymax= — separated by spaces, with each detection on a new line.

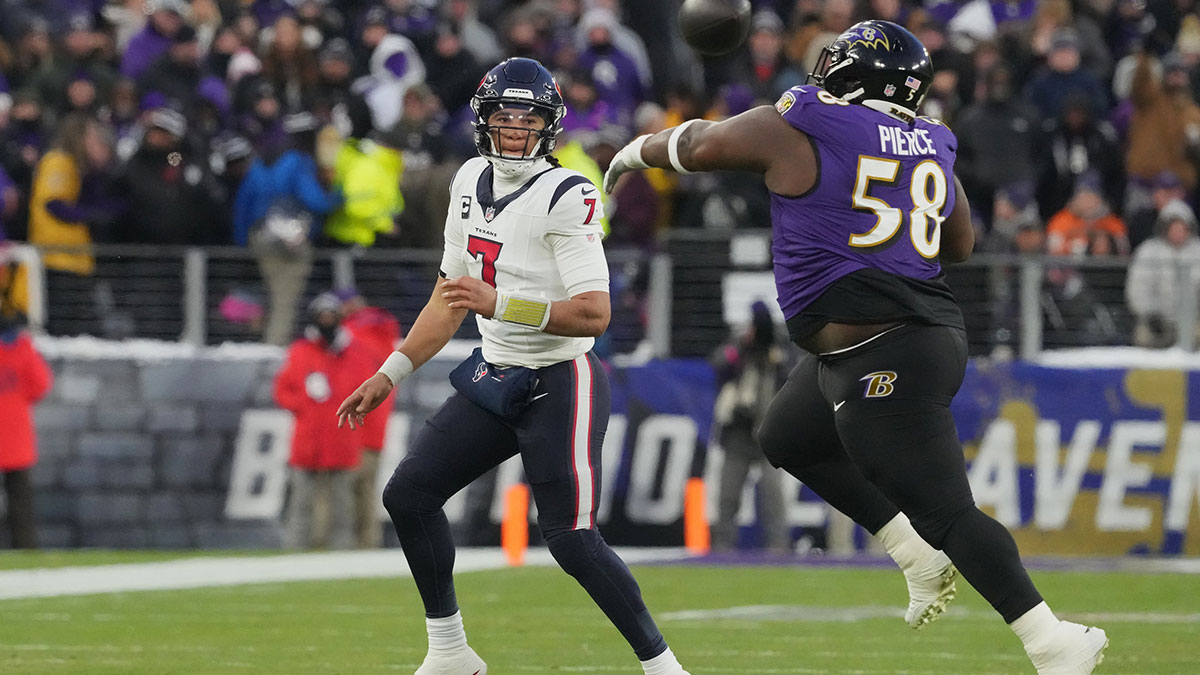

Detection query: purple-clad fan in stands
xmin=604 ymin=20 xmax=1109 ymax=675
xmin=120 ymin=0 xmax=187 ymax=80
xmin=576 ymin=8 xmax=644 ymax=128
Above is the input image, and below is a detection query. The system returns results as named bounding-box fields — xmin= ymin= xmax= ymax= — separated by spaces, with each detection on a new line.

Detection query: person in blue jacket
xmin=233 ymin=112 xmax=341 ymax=345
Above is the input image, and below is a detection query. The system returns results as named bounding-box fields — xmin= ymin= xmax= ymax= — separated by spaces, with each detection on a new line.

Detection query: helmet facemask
xmin=471 ymin=98 xmax=563 ymax=178
xmin=807 ymin=44 xmax=866 ymax=101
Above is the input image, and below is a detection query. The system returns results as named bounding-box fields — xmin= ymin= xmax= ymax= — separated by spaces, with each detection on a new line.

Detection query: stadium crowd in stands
xmin=3 ymin=0 xmax=1200 ymax=347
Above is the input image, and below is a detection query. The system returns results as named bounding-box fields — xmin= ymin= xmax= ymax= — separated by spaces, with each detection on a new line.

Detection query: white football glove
xmin=602 ymin=134 xmax=651 ymax=194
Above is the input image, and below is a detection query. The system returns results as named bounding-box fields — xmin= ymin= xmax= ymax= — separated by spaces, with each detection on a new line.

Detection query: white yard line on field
xmin=660 ymin=605 xmax=1200 ymax=625
xmin=0 ymin=547 xmax=691 ymax=600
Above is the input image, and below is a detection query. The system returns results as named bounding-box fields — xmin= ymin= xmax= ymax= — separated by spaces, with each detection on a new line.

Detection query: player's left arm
xmin=603 ymin=105 xmax=812 ymax=196
xmin=939 ymin=175 xmax=974 ymax=263
xmin=543 ymin=290 xmax=610 ymax=337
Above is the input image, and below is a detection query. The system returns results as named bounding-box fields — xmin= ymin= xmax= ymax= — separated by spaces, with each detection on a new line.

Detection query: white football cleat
xmin=414 ymin=645 xmax=487 ymax=675
xmin=1026 ymin=621 xmax=1108 ymax=675
xmin=903 ymin=551 xmax=958 ymax=629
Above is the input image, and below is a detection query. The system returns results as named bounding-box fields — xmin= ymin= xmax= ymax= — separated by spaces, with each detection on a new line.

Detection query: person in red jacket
xmin=0 ymin=313 xmax=54 ymax=549
xmin=334 ymin=287 xmax=403 ymax=548
xmin=273 ymin=292 xmax=377 ymax=549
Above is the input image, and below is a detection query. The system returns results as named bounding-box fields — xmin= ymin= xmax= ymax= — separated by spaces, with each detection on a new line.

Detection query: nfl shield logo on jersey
xmin=884 ymin=83 xmax=897 ymax=97
xmin=484 ymin=206 xmax=496 ymax=222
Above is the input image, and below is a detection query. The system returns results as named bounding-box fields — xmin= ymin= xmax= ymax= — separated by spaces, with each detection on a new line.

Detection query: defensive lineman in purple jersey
xmin=605 ymin=20 xmax=1107 ymax=675
xmin=770 ymin=85 xmax=958 ymax=318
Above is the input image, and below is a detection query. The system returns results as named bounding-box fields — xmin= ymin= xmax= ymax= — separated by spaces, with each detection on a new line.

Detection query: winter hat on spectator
xmin=319 ymin=38 xmax=355 ymax=65
xmin=1073 ymin=170 xmax=1103 ymax=196
xmin=997 ymin=181 xmax=1036 ymax=212
xmin=308 ymin=291 xmax=342 ymax=318
xmin=149 ymin=0 xmax=188 ymax=17
xmin=147 ymin=107 xmax=187 ymax=137
xmin=1158 ymin=199 xmax=1198 ymax=231
xmin=995 ymin=181 xmax=1041 ymax=236
xmin=363 ymin=5 xmax=389 ymax=28
xmin=1177 ymin=14 xmax=1200 ymax=57
xmin=139 ymin=90 xmax=169 ymax=112
xmin=226 ymin=49 xmax=263 ymax=83
xmin=332 ymin=287 xmax=361 ymax=303
xmin=579 ymin=7 xmax=619 ymax=42
xmin=751 ymin=10 xmax=784 ymax=35
xmin=17 ymin=14 xmax=49 ymax=38
xmin=1163 ymin=51 xmax=1189 ymax=76
xmin=63 ymin=11 xmax=93 ymax=34
xmin=197 ymin=76 xmax=231 ymax=117
xmin=1154 ymin=170 xmax=1184 ymax=191
xmin=1050 ymin=28 xmax=1079 ymax=53
xmin=251 ymin=80 xmax=278 ymax=102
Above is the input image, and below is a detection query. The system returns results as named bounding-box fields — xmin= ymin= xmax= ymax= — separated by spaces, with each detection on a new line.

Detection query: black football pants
xmin=758 ymin=323 xmax=1043 ymax=623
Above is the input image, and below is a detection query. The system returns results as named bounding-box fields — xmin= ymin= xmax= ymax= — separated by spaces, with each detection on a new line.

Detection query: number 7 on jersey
xmin=467 ymin=235 xmax=503 ymax=287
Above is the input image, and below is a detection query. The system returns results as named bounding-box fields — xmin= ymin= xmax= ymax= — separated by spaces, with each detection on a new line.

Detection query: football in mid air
xmin=678 ymin=0 xmax=753 ymax=56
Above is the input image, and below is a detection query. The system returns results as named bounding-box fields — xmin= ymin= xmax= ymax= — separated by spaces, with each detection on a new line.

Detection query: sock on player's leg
xmin=426 ymin=611 xmax=468 ymax=651
xmin=1011 ymin=602 xmax=1059 ymax=648
xmin=875 ymin=512 xmax=941 ymax=571
xmin=640 ymin=646 xmax=688 ymax=675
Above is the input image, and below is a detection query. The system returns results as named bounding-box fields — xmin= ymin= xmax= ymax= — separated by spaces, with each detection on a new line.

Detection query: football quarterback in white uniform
xmin=338 ymin=57 xmax=690 ymax=675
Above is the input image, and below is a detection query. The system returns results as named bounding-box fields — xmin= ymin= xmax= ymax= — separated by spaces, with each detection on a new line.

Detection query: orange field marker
xmin=501 ymin=483 xmax=530 ymax=566
xmin=683 ymin=477 xmax=710 ymax=555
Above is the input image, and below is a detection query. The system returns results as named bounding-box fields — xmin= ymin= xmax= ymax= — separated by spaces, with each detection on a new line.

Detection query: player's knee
xmin=908 ymin=499 xmax=975 ymax=549
xmin=381 ymin=472 xmax=444 ymax=521
xmin=544 ymin=528 xmax=602 ymax=579
xmin=755 ymin=418 xmax=789 ymax=468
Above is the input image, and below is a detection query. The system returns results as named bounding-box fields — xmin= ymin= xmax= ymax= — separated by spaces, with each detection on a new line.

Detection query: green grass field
xmin=1 ymin=551 xmax=1197 ymax=674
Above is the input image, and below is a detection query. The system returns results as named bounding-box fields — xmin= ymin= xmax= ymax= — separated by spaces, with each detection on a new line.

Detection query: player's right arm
xmin=336 ymin=277 xmax=468 ymax=428
xmin=603 ymin=105 xmax=816 ymax=196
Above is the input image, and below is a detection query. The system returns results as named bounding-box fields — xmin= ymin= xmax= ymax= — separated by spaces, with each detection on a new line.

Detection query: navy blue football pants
xmin=758 ymin=323 xmax=1044 ymax=623
xmin=382 ymin=352 xmax=668 ymax=660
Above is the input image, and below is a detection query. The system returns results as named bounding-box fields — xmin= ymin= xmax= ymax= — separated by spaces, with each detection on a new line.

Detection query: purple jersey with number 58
xmin=770 ymin=85 xmax=958 ymax=319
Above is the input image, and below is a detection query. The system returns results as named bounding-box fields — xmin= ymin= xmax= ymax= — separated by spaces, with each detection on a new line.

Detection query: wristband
xmin=622 ymin=134 xmax=651 ymax=170
xmin=494 ymin=291 xmax=552 ymax=330
xmin=378 ymin=351 xmax=414 ymax=386
xmin=667 ymin=119 xmax=699 ymax=174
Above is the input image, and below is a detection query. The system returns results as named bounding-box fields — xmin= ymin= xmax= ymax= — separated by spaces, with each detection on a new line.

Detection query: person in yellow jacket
xmin=552 ymin=134 xmax=610 ymax=237
xmin=18 ymin=114 xmax=114 ymax=334
xmin=323 ymin=135 xmax=405 ymax=247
